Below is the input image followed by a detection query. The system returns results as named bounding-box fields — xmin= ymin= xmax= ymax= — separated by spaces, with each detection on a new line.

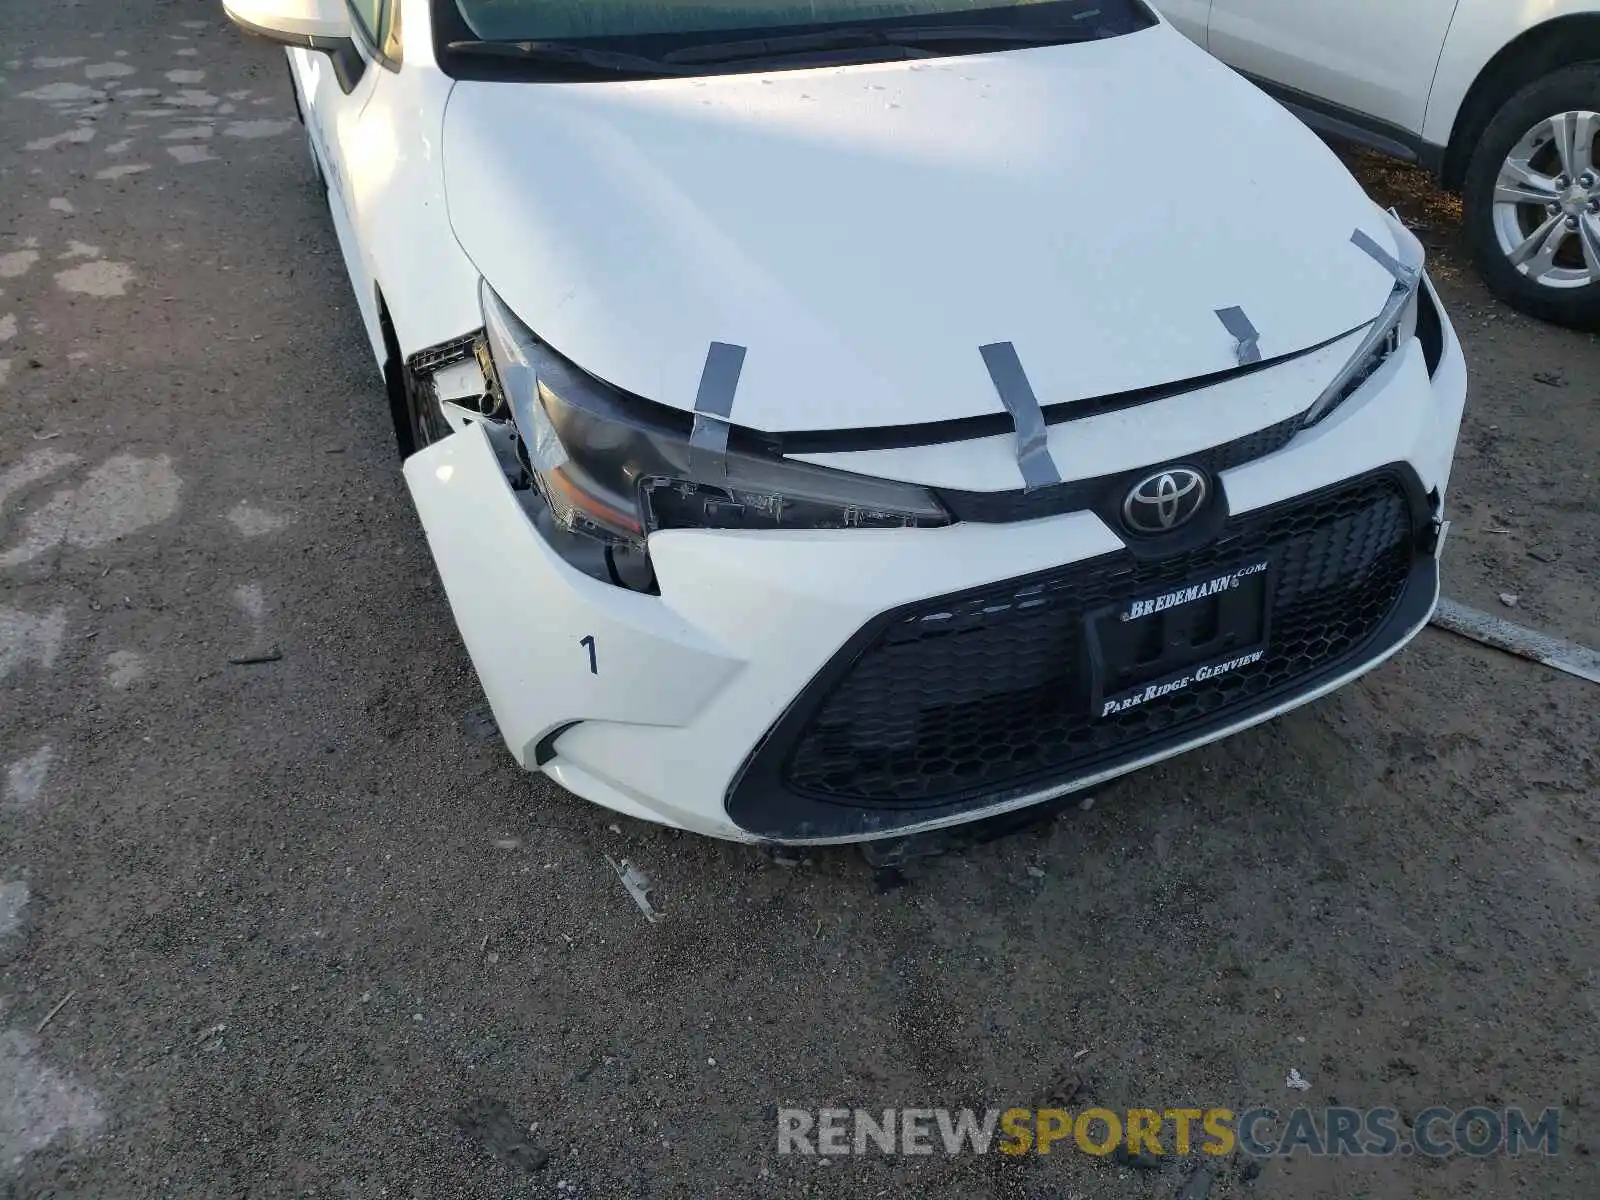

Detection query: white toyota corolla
xmin=226 ymin=0 xmax=1468 ymax=843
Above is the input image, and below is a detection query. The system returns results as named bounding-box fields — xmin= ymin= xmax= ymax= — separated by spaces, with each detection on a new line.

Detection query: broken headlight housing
xmin=1300 ymin=216 xmax=1426 ymax=430
xmin=479 ymin=280 xmax=951 ymax=550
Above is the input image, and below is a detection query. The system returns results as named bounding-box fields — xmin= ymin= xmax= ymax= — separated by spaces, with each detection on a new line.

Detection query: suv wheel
xmin=1463 ymin=65 xmax=1600 ymax=330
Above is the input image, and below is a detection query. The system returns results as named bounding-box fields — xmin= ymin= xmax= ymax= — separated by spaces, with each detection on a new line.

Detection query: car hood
xmin=442 ymin=24 xmax=1399 ymax=433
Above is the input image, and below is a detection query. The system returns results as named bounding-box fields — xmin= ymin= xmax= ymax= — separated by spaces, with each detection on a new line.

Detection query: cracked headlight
xmin=479 ymin=280 xmax=950 ymax=549
xmin=1300 ymin=215 xmax=1426 ymax=430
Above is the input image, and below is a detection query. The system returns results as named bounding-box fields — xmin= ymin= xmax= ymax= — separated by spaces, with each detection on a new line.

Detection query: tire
xmin=1462 ymin=64 xmax=1600 ymax=330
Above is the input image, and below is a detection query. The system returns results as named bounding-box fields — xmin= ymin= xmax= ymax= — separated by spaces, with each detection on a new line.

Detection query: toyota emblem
xmin=1122 ymin=468 xmax=1209 ymax=535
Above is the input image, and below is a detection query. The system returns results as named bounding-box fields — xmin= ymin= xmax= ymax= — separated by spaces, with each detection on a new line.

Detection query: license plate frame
xmin=1087 ymin=556 xmax=1276 ymax=721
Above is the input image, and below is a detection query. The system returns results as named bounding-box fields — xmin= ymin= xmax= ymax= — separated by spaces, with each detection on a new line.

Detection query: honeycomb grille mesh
xmin=784 ymin=473 xmax=1415 ymax=808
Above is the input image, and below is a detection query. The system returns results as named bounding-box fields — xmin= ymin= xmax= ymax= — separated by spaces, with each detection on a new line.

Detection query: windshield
xmin=434 ymin=0 xmax=1155 ymax=76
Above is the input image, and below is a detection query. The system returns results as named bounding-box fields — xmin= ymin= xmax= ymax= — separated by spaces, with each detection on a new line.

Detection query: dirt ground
xmin=0 ymin=3 xmax=1597 ymax=1198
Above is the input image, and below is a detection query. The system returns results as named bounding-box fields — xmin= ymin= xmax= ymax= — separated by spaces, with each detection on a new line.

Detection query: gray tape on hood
xmin=1351 ymin=227 xmax=1420 ymax=288
xmin=688 ymin=341 xmax=746 ymax=480
xmin=1214 ymin=306 xmax=1262 ymax=366
xmin=979 ymin=342 xmax=1062 ymax=491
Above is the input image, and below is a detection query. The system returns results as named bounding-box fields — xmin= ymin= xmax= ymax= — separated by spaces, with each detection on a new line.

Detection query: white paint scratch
xmin=103 ymin=138 xmax=132 ymax=155
xmin=175 ymin=48 xmax=199 ymax=57
xmin=181 ymin=19 xmax=211 ymax=28
xmin=166 ymin=144 xmax=217 ymax=165
xmin=105 ymin=650 xmax=146 ymax=690
xmin=20 ymin=82 xmax=99 ymax=102
xmin=0 ymin=1021 xmax=106 ymax=1173
xmin=165 ymin=69 xmax=205 ymax=84
xmin=31 ymin=56 xmax=85 ymax=70
xmin=234 ymin=582 xmax=266 ymax=625
xmin=55 ymin=260 xmax=133 ymax=296
xmin=59 ymin=242 xmax=100 ymax=261
xmin=118 ymin=87 xmax=159 ymax=98
xmin=47 ymin=197 xmax=76 ymax=215
xmin=93 ymin=164 xmax=149 ymax=182
xmin=84 ymin=62 xmax=135 ymax=79
xmin=226 ymin=502 xmax=291 ymax=538
xmin=224 ymin=119 xmax=295 ymax=140
xmin=226 ymin=89 xmax=252 ymax=101
xmin=0 ymin=608 xmax=67 ymax=680
xmin=3 ymin=746 xmax=55 ymax=814
xmin=24 ymin=127 xmax=95 ymax=151
xmin=0 ymin=455 xmax=181 ymax=569
xmin=0 ymin=316 xmax=15 ymax=343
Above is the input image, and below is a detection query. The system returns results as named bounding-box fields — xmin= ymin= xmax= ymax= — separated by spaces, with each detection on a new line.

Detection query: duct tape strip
xmin=1214 ymin=306 xmax=1262 ymax=366
xmin=1351 ymin=227 xmax=1420 ymax=288
xmin=979 ymin=341 xmax=1062 ymax=491
xmin=688 ymin=341 xmax=746 ymax=480
xmin=1431 ymin=598 xmax=1600 ymax=686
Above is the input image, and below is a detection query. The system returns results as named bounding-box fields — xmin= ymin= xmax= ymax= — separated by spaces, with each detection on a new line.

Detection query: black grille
xmin=778 ymin=470 xmax=1419 ymax=810
xmin=406 ymin=331 xmax=480 ymax=374
xmin=935 ymin=414 xmax=1303 ymax=524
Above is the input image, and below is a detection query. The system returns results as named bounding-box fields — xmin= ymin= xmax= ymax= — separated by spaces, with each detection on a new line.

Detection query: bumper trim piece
xmin=1431 ymin=599 xmax=1600 ymax=687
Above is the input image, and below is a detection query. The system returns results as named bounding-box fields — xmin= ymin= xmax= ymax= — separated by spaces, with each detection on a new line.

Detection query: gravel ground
xmin=1 ymin=3 xmax=1597 ymax=1198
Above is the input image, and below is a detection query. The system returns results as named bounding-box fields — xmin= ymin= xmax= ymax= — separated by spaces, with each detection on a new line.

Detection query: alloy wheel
xmin=1492 ymin=110 xmax=1600 ymax=289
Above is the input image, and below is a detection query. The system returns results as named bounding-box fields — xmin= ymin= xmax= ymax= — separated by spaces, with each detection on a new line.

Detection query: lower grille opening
xmin=753 ymin=469 xmax=1424 ymax=817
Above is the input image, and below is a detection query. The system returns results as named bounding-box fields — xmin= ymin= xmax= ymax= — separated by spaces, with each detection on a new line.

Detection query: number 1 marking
xmin=579 ymin=635 xmax=597 ymax=675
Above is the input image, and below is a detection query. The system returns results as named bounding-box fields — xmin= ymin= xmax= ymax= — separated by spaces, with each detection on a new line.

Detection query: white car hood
xmin=442 ymin=24 xmax=1399 ymax=433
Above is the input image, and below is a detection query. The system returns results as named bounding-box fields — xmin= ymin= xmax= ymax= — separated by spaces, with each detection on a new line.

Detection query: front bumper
xmin=403 ymin=283 xmax=1467 ymax=844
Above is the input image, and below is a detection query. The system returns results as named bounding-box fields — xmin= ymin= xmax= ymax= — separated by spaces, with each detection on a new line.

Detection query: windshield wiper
xmin=662 ymin=24 xmax=1092 ymax=65
xmin=447 ymin=39 xmax=692 ymax=77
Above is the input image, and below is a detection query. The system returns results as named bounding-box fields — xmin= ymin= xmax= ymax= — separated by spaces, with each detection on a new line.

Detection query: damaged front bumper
xmin=403 ymin=281 xmax=1467 ymax=844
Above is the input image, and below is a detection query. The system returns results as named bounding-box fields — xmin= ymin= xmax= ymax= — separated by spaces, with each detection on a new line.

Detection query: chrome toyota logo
xmin=1122 ymin=468 xmax=1208 ymax=534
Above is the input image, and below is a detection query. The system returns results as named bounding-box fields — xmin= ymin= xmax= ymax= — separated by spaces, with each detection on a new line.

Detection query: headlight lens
xmin=479 ymin=280 xmax=950 ymax=548
xmin=1300 ymin=215 xmax=1426 ymax=430
xmin=1300 ymin=289 xmax=1419 ymax=430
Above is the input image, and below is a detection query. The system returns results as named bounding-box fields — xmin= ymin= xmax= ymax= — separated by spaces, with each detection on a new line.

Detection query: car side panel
xmin=312 ymin=0 xmax=483 ymax=376
xmin=1207 ymin=0 xmax=1460 ymax=135
xmin=1422 ymin=0 xmax=1600 ymax=150
xmin=290 ymin=44 xmax=386 ymax=365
